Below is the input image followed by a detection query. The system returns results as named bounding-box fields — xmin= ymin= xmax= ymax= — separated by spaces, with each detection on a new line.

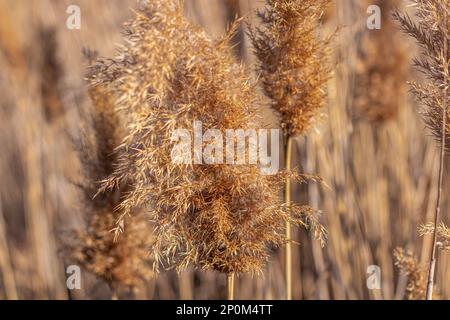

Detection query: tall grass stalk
xmin=284 ymin=136 xmax=293 ymax=299
xmin=227 ymin=273 xmax=235 ymax=300
xmin=427 ymin=8 xmax=448 ymax=300
xmin=394 ymin=0 xmax=450 ymax=300
xmin=249 ymin=0 xmax=332 ymax=299
xmin=89 ymin=1 xmax=326 ymax=300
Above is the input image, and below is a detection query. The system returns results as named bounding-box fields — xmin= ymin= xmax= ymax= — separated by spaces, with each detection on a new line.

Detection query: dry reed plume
xmin=89 ymin=0 xmax=326 ymax=283
xmin=394 ymin=0 xmax=449 ymax=299
xmin=3 ymin=0 xmax=450 ymax=301
xmin=67 ymin=62 xmax=154 ymax=296
xmin=394 ymin=0 xmax=450 ymax=144
xmin=249 ymin=0 xmax=333 ymax=299
xmin=419 ymin=222 xmax=450 ymax=251
xmin=68 ymin=211 xmax=154 ymax=296
xmin=354 ymin=0 xmax=408 ymax=123
xmin=394 ymin=248 xmax=440 ymax=300
xmin=249 ymin=0 xmax=333 ymax=138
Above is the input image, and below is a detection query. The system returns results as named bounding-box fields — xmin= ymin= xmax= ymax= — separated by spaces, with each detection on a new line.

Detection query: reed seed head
xmin=67 ymin=53 xmax=154 ymax=293
xmin=90 ymin=0 xmax=326 ymax=275
xmin=248 ymin=0 xmax=333 ymax=137
xmin=394 ymin=247 xmax=432 ymax=300
xmin=394 ymin=0 xmax=450 ymax=145
xmin=419 ymin=222 xmax=450 ymax=251
xmin=354 ymin=0 xmax=408 ymax=123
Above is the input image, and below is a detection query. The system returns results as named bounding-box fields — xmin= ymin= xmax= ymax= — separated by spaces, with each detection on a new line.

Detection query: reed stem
xmin=285 ymin=136 xmax=293 ymax=300
xmin=227 ymin=273 xmax=235 ymax=300
xmin=426 ymin=18 xmax=448 ymax=300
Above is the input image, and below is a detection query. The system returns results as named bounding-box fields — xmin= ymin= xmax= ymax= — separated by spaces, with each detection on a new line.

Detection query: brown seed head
xmin=67 ymin=53 xmax=154 ymax=293
xmin=90 ymin=0 xmax=326 ymax=274
xmin=394 ymin=0 xmax=450 ymax=145
xmin=354 ymin=0 xmax=409 ymax=123
xmin=248 ymin=0 xmax=333 ymax=137
xmin=394 ymin=247 xmax=441 ymax=300
xmin=419 ymin=222 xmax=450 ymax=251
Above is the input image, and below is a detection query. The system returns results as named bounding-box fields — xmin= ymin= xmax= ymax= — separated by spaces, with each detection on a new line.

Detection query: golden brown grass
xmin=90 ymin=0 xmax=326 ymax=282
xmin=394 ymin=0 xmax=450 ymax=144
xmin=249 ymin=0 xmax=333 ymax=299
xmin=66 ymin=68 xmax=154 ymax=297
xmin=394 ymin=0 xmax=449 ymax=299
xmin=394 ymin=248 xmax=440 ymax=300
xmin=419 ymin=222 xmax=450 ymax=252
xmin=1 ymin=0 xmax=450 ymax=301
xmin=248 ymin=0 xmax=333 ymax=138
xmin=68 ymin=210 xmax=154 ymax=297
xmin=354 ymin=0 xmax=408 ymax=123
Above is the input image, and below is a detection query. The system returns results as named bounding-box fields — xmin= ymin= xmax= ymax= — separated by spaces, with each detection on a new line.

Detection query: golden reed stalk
xmin=227 ymin=273 xmax=235 ymax=300
xmin=427 ymin=8 xmax=448 ymax=300
xmin=249 ymin=0 xmax=333 ymax=299
xmin=284 ymin=136 xmax=293 ymax=300
xmin=394 ymin=0 xmax=450 ymax=300
xmin=90 ymin=1 xmax=326 ymax=299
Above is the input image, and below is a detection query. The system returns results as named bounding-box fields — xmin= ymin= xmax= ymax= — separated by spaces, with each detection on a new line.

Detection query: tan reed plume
xmin=249 ymin=0 xmax=333 ymax=299
xmin=354 ymin=0 xmax=408 ymax=123
xmin=38 ymin=28 xmax=65 ymax=122
xmin=88 ymin=0 xmax=326 ymax=299
xmin=394 ymin=248 xmax=440 ymax=300
xmin=419 ymin=222 xmax=450 ymax=252
xmin=67 ymin=63 xmax=154 ymax=298
xmin=394 ymin=0 xmax=449 ymax=300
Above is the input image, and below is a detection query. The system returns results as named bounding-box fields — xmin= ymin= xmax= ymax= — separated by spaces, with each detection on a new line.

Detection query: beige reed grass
xmin=394 ymin=0 xmax=450 ymax=300
xmin=249 ymin=0 xmax=332 ymax=299
xmin=394 ymin=247 xmax=440 ymax=300
xmin=6 ymin=0 xmax=449 ymax=300
xmin=354 ymin=0 xmax=408 ymax=123
xmin=89 ymin=0 xmax=326 ymax=300
xmin=227 ymin=273 xmax=235 ymax=300
xmin=67 ymin=65 xmax=155 ymax=297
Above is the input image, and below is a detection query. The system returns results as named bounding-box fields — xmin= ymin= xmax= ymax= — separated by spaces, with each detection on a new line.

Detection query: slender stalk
xmin=426 ymin=19 xmax=448 ymax=300
xmin=285 ymin=136 xmax=293 ymax=300
xmin=426 ymin=91 xmax=446 ymax=301
xmin=111 ymin=285 xmax=119 ymax=300
xmin=227 ymin=273 xmax=235 ymax=300
xmin=178 ymin=272 xmax=193 ymax=300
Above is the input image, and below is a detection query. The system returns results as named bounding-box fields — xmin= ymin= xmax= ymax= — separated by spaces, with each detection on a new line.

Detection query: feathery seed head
xmin=394 ymin=248 xmax=428 ymax=300
xmin=419 ymin=222 xmax=450 ymax=251
xmin=67 ymin=52 xmax=154 ymax=293
xmin=394 ymin=0 xmax=450 ymax=145
xmin=249 ymin=0 xmax=333 ymax=137
xmin=354 ymin=0 xmax=408 ymax=123
xmin=90 ymin=0 xmax=326 ymax=275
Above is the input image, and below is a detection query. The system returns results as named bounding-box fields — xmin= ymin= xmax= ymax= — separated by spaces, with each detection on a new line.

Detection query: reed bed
xmin=0 ymin=0 xmax=449 ymax=300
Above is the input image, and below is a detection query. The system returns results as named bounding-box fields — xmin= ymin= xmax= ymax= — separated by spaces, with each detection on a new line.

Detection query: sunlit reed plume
xmin=419 ymin=222 xmax=450 ymax=252
xmin=68 ymin=71 xmax=154 ymax=298
xmin=88 ymin=1 xmax=326 ymax=301
xmin=394 ymin=0 xmax=449 ymax=300
xmin=394 ymin=248 xmax=440 ymax=300
xmin=354 ymin=0 xmax=408 ymax=123
xmin=249 ymin=0 xmax=333 ymax=299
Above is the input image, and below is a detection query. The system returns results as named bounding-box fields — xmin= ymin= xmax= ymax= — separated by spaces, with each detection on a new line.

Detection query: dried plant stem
xmin=227 ymin=273 xmax=235 ymax=300
xmin=426 ymin=20 xmax=448 ymax=300
xmin=426 ymin=95 xmax=446 ymax=300
xmin=285 ymin=136 xmax=293 ymax=300
xmin=178 ymin=273 xmax=193 ymax=300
